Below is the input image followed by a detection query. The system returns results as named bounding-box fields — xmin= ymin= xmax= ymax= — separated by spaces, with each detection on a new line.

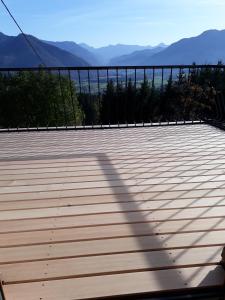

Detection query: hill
xmin=45 ymin=40 xmax=100 ymax=65
xmin=0 ymin=33 xmax=89 ymax=68
xmin=146 ymin=29 xmax=225 ymax=65
xmin=110 ymin=46 xmax=165 ymax=65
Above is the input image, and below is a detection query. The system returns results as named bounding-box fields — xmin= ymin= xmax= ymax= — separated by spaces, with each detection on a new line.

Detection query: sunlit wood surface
xmin=0 ymin=124 xmax=224 ymax=299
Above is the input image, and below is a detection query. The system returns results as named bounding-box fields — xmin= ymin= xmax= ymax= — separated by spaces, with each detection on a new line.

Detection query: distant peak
xmin=156 ymin=43 xmax=167 ymax=47
xmin=200 ymin=29 xmax=225 ymax=36
xmin=79 ymin=43 xmax=96 ymax=50
xmin=17 ymin=33 xmax=32 ymax=39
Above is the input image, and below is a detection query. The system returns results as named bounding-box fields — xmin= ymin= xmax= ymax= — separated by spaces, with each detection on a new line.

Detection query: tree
xmin=101 ymin=80 xmax=116 ymax=124
xmin=0 ymin=69 xmax=83 ymax=128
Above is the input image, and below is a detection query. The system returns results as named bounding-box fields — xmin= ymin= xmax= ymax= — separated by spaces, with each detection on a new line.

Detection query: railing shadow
xmin=96 ymin=153 xmax=225 ymax=295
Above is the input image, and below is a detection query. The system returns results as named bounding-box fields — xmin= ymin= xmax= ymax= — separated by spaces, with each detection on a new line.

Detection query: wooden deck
xmin=0 ymin=124 xmax=225 ymax=299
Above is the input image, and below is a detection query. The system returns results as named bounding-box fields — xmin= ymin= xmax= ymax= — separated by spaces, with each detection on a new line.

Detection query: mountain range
xmin=44 ymin=40 xmax=100 ymax=65
xmin=110 ymin=46 xmax=165 ymax=65
xmin=142 ymin=29 xmax=225 ymax=65
xmin=0 ymin=33 xmax=89 ymax=68
xmin=78 ymin=43 xmax=166 ymax=64
xmin=108 ymin=30 xmax=225 ymax=66
xmin=1 ymin=29 xmax=225 ymax=67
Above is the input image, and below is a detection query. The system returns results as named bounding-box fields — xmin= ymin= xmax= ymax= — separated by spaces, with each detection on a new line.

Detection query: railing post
xmin=58 ymin=69 xmax=68 ymax=126
xmin=68 ymin=69 xmax=76 ymax=126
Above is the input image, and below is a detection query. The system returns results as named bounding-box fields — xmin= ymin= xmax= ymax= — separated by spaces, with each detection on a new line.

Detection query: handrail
xmin=0 ymin=64 xmax=225 ymax=72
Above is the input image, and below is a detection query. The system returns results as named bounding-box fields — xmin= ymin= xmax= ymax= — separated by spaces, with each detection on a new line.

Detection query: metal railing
xmin=0 ymin=64 xmax=225 ymax=130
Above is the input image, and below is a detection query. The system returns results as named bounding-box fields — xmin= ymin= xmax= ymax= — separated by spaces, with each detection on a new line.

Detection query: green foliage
xmin=159 ymin=72 xmax=217 ymax=121
xmin=101 ymin=80 xmax=116 ymax=124
xmin=100 ymin=70 xmax=219 ymax=123
xmin=0 ymin=70 xmax=83 ymax=128
xmin=78 ymin=93 xmax=101 ymax=125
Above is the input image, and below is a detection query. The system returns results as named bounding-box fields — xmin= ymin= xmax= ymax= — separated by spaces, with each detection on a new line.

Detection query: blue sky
xmin=1 ymin=0 xmax=225 ymax=47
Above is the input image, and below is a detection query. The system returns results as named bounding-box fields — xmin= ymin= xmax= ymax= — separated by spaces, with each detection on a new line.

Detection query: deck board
xmin=0 ymin=124 xmax=225 ymax=299
xmin=0 ymin=205 xmax=225 ymax=222
xmin=1 ymin=195 xmax=225 ymax=211
xmin=0 ymin=246 xmax=222 ymax=284
xmin=3 ymin=266 xmax=224 ymax=300
xmin=0 ymin=231 xmax=225 ymax=264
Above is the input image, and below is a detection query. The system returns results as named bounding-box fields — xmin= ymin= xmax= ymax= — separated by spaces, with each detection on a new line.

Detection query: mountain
xmin=110 ymin=46 xmax=165 ymax=66
xmin=79 ymin=43 xmax=96 ymax=52
xmin=157 ymin=43 xmax=167 ymax=48
xmin=0 ymin=33 xmax=89 ymax=68
xmin=79 ymin=43 xmax=160 ymax=64
xmin=0 ymin=32 xmax=11 ymax=43
xmin=145 ymin=29 xmax=225 ymax=65
xmin=94 ymin=44 xmax=153 ymax=64
xmin=3 ymin=29 xmax=225 ymax=67
xmin=79 ymin=29 xmax=225 ymax=66
xmin=45 ymin=40 xmax=100 ymax=65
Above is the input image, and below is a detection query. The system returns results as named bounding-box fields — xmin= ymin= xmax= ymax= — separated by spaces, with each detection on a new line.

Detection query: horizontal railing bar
xmin=0 ymin=64 xmax=225 ymax=72
xmin=0 ymin=121 xmax=204 ymax=133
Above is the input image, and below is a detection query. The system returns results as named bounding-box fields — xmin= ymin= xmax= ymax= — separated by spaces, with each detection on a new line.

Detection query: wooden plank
xmin=0 ymin=213 xmax=223 ymax=237
xmin=0 ymin=186 xmax=142 ymax=201
xmin=1 ymin=215 xmax=225 ymax=242
xmin=0 ymin=207 xmax=225 ymax=234
xmin=0 ymin=168 xmax=177 ymax=181
xmin=1 ymin=178 xmax=225 ymax=200
xmin=0 ymin=231 xmax=225 ymax=264
xmin=0 ymin=164 xmax=125 ymax=176
xmin=0 ymin=153 xmax=162 ymax=165
xmin=0 ymin=168 xmax=154 ymax=181
xmin=1 ymin=217 xmax=225 ymax=247
xmin=0 ymin=158 xmax=191 ymax=170
xmin=0 ymin=160 xmax=185 ymax=175
xmin=0 ymin=204 xmax=225 ymax=221
xmin=0 ymin=178 xmax=140 ymax=194
xmin=0 ymin=148 xmax=222 ymax=163
xmin=4 ymin=146 xmax=221 ymax=161
xmin=0 ymin=179 xmax=223 ymax=195
xmin=0 ymin=158 xmax=151 ymax=170
xmin=0 ymin=173 xmax=223 ymax=188
xmin=0 ymin=156 xmax=222 ymax=172
xmin=0 ymin=193 xmax=145 ymax=210
xmin=0 ymin=185 xmax=224 ymax=203
xmin=1 ymin=166 xmax=225 ymax=182
xmin=0 ymin=246 xmax=222 ymax=284
xmin=0 ymin=195 xmax=225 ymax=212
xmin=0 ymin=130 xmax=220 ymax=160
xmin=0 ymin=173 xmax=139 ymax=187
xmin=0 ymin=151 xmax=222 ymax=167
xmin=1 ymin=159 xmax=225 ymax=176
xmin=3 ymin=265 xmax=224 ymax=300
xmin=1 ymin=144 xmax=215 ymax=157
